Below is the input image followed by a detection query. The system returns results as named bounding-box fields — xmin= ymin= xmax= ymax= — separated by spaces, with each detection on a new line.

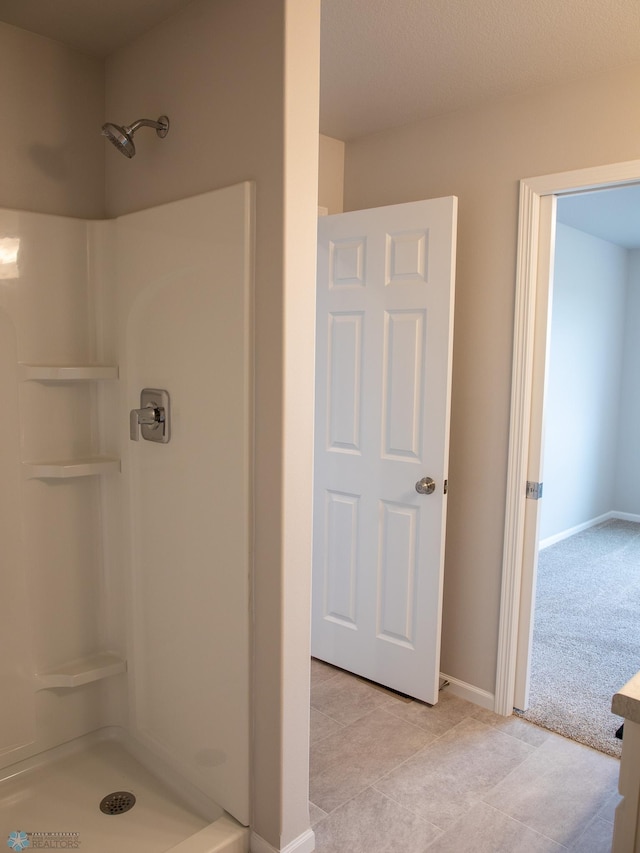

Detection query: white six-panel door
xmin=312 ymin=197 xmax=457 ymax=704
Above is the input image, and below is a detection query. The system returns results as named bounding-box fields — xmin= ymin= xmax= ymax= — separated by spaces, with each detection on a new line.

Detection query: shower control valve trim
xmin=130 ymin=388 xmax=170 ymax=443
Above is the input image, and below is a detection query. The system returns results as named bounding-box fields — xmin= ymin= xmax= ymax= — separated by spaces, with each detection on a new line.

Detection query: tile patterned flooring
xmin=309 ymin=659 xmax=621 ymax=853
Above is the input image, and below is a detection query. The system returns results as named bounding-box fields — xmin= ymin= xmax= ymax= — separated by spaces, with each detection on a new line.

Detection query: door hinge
xmin=526 ymin=481 xmax=543 ymax=500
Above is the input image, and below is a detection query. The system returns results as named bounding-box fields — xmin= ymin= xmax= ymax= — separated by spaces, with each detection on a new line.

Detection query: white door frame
xmin=494 ymin=158 xmax=640 ymax=716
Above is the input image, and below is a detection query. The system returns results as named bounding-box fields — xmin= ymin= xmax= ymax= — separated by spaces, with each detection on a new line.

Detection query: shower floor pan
xmin=0 ymin=733 xmax=247 ymax=853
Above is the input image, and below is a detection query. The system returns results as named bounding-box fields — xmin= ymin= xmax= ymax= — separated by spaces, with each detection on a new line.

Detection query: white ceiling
xmin=1 ymin=0 xmax=640 ymax=141
xmin=557 ymin=185 xmax=640 ymax=250
xmin=320 ymin=0 xmax=640 ymax=139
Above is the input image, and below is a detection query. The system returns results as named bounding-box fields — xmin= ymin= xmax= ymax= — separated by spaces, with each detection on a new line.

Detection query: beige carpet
xmin=516 ymin=518 xmax=640 ymax=757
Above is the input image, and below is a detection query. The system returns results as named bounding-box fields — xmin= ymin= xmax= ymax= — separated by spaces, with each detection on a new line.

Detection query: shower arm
xmin=127 ymin=118 xmax=167 ymax=135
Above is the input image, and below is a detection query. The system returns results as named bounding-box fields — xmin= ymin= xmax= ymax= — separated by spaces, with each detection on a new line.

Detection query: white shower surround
xmin=0 ymin=183 xmax=253 ymax=849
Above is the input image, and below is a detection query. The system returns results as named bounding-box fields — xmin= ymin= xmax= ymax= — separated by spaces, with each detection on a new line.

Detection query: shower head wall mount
xmin=101 ymin=115 xmax=170 ymax=158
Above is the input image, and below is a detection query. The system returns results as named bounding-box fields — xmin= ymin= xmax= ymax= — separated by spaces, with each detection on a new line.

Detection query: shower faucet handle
xmin=130 ymin=389 xmax=170 ymax=443
xmin=130 ymin=405 xmax=163 ymax=440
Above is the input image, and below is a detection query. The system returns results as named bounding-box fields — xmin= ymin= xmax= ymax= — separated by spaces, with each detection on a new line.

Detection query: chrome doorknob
xmin=415 ymin=476 xmax=436 ymax=495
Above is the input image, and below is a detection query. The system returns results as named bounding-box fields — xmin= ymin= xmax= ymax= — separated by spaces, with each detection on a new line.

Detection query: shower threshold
xmin=0 ymin=731 xmax=247 ymax=853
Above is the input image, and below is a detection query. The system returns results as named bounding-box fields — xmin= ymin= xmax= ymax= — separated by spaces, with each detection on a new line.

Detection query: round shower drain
xmin=99 ymin=791 xmax=136 ymax=815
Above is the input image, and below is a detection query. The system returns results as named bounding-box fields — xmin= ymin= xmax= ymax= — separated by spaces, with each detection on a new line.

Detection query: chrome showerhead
xmin=101 ymin=115 xmax=169 ymax=158
xmin=101 ymin=122 xmax=135 ymax=158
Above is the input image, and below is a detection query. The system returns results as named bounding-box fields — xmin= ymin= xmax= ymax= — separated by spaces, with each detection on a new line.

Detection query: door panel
xmin=377 ymin=499 xmax=418 ymax=647
xmin=312 ymin=198 xmax=457 ymax=704
xmin=328 ymin=312 xmax=363 ymax=452
xmin=382 ymin=309 xmax=426 ymax=458
xmin=325 ymin=490 xmax=359 ymax=627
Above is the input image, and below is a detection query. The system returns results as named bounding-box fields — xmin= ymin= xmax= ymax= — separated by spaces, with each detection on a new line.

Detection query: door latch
xmin=130 ymin=388 xmax=170 ymax=443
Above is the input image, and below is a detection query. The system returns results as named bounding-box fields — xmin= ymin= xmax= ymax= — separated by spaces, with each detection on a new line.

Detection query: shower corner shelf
xmin=35 ymin=652 xmax=127 ymax=690
xmin=18 ymin=364 xmax=119 ymax=381
xmin=23 ymin=457 xmax=121 ymax=479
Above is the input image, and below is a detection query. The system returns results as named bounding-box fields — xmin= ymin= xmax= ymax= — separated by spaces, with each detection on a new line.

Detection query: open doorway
xmin=495 ymin=159 xmax=640 ymax=727
xmin=516 ymin=185 xmax=640 ymax=754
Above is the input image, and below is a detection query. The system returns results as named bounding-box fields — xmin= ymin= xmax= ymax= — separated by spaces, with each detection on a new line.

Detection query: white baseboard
xmin=611 ymin=511 xmax=640 ymax=523
xmin=440 ymin=673 xmax=495 ymax=712
xmin=539 ymin=511 xmax=612 ymax=549
xmin=250 ymin=828 xmax=315 ymax=853
xmin=539 ymin=511 xmax=640 ymax=550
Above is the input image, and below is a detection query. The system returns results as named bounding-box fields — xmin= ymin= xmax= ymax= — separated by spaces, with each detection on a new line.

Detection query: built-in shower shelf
xmin=19 ymin=364 xmax=119 ymax=381
xmin=23 ymin=457 xmax=121 ymax=479
xmin=35 ymin=652 xmax=127 ymax=690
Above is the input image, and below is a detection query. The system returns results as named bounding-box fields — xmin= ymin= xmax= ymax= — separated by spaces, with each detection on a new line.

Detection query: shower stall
xmin=0 ymin=182 xmax=252 ymax=852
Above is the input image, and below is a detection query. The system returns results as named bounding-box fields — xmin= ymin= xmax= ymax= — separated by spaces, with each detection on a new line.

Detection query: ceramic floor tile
xmin=311 ymin=706 xmax=433 ymax=776
xmin=483 ymin=731 xmax=619 ymax=847
xmin=310 ymin=669 xmax=400 ymax=726
xmin=313 ymin=786 xmax=441 ymax=853
xmin=597 ymin=790 xmax=622 ymax=824
xmin=424 ymin=801 xmax=565 ymax=853
xmin=384 ymin=690 xmax=478 ymax=737
xmin=309 ymin=707 xmax=433 ymax=812
xmin=311 ymin=658 xmax=341 ymax=686
xmin=373 ymin=717 xmax=534 ymax=830
xmin=309 ymin=801 xmax=328 ymax=827
xmin=473 ymin=710 xmax=551 ymax=747
xmin=468 ymin=705 xmax=503 ymax=726
xmin=569 ymin=816 xmax=614 ymax=852
xmin=307 ymin=658 xmax=621 ymax=852
xmin=310 ymin=708 xmax=344 ymax=746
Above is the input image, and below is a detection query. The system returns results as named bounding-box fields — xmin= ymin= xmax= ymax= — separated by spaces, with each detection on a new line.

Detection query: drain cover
xmin=99 ymin=791 xmax=136 ymax=815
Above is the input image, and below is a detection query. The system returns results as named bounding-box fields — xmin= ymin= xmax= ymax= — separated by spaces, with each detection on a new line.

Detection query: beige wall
xmin=318 ymin=134 xmax=345 ymax=213
xmin=0 ymin=22 xmax=104 ymax=218
xmin=344 ymin=62 xmax=640 ymax=695
xmin=104 ymin=1 xmax=283 ymax=219
xmin=105 ymin=0 xmax=319 ymax=847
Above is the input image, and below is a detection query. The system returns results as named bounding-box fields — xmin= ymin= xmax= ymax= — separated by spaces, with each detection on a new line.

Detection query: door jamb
xmin=494 ymin=159 xmax=640 ymax=716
